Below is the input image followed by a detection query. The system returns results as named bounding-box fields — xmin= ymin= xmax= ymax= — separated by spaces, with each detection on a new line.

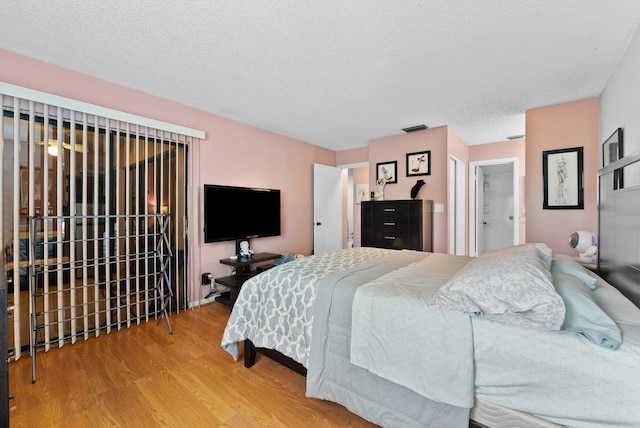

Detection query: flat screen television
xmin=203 ymin=184 xmax=281 ymax=243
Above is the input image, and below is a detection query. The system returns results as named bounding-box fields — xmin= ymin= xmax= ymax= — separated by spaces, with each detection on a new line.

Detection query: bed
xmin=222 ymin=151 xmax=640 ymax=427
xmin=221 ymin=243 xmax=640 ymax=427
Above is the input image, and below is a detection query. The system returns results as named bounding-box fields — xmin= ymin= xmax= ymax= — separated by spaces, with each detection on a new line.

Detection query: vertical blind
xmin=1 ymin=83 xmax=204 ymax=363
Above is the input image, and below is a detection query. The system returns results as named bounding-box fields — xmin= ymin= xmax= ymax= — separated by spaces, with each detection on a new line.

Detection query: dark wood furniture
xmin=216 ymin=252 xmax=281 ymax=309
xmin=598 ymin=149 xmax=640 ymax=308
xmin=361 ymin=199 xmax=433 ymax=251
xmin=245 ymin=339 xmax=306 ymax=376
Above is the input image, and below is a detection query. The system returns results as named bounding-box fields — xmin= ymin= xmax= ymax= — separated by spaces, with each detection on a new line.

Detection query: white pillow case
xmin=434 ymin=244 xmax=565 ymax=330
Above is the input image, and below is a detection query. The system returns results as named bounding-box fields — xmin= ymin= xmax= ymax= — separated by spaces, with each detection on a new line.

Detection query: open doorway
xmin=469 ymin=158 xmax=519 ymax=256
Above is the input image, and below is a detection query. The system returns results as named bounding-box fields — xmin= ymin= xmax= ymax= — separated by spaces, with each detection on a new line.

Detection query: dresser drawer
xmin=371 ymin=233 xmax=418 ymax=250
xmin=372 ymin=217 xmax=409 ymax=230
xmin=371 ymin=203 xmax=410 ymax=217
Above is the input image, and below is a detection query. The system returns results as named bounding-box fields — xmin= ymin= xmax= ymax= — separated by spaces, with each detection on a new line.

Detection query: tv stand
xmin=215 ymin=252 xmax=281 ymax=309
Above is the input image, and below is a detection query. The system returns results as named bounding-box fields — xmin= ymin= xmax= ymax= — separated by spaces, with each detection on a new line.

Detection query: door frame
xmin=448 ymin=156 xmax=466 ymax=255
xmin=469 ymin=157 xmax=519 ymax=256
xmin=338 ymin=162 xmax=368 ymax=249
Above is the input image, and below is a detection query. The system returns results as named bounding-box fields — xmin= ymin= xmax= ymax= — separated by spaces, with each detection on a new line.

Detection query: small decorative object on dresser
xmin=410 ymin=179 xmax=425 ymax=199
xmin=376 ymin=178 xmax=386 ymax=201
xmin=361 ymin=199 xmax=433 ymax=251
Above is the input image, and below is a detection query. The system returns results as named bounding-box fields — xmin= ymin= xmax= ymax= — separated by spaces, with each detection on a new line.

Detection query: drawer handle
xmin=383 ymin=208 xmax=396 ymax=212
xmin=383 ymin=222 xmax=396 ymax=226
xmin=383 ymin=236 xmax=396 ymax=240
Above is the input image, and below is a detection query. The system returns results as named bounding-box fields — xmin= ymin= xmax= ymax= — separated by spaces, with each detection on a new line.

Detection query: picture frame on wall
xmin=376 ymin=161 xmax=397 ymax=184
xmin=542 ymin=146 xmax=584 ymax=210
xmin=355 ymin=183 xmax=369 ymax=204
xmin=406 ymin=150 xmax=431 ymax=176
xmin=602 ymin=127 xmax=623 ymax=168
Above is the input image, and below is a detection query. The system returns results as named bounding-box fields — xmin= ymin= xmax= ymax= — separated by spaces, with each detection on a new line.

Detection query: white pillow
xmin=434 ymin=244 xmax=565 ymax=330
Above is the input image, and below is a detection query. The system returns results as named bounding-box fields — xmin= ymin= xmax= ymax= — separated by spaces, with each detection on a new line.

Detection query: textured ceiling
xmin=1 ymin=0 xmax=640 ymax=151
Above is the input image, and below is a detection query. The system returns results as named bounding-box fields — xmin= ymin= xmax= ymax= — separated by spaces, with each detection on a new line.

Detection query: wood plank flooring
xmin=8 ymin=302 xmax=377 ymax=427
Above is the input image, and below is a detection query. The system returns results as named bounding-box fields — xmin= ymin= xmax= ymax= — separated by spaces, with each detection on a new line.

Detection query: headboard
xmin=598 ymin=149 xmax=640 ymax=308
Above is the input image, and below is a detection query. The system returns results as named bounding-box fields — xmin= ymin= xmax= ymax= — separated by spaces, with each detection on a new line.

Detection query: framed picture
xmin=355 ymin=183 xmax=369 ymax=204
xmin=543 ymin=147 xmax=584 ymax=209
xmin=406 ymin=150 xmax=431 ymax=176
xmin=602 ymin=127 xmax=623 ymax=168
xmin=376 ymin=161 xmax=397 ymax=184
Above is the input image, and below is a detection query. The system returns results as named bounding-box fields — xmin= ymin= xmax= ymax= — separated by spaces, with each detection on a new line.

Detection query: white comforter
xmin=472 ymin=274 xmax=640 ymax=428
xmin=352 ymin=254 xmax=640 ymax=427
xmin=350 ymin=253 xmax=475 ymax=408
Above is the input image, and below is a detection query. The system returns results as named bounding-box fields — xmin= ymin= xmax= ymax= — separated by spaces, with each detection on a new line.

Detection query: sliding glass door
xmin=1 ymin=99 xmax=189 ymax=360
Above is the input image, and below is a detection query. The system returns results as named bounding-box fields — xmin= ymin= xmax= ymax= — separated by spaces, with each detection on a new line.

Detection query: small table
xmin=215 ymin=252 xmax=281 ymax=309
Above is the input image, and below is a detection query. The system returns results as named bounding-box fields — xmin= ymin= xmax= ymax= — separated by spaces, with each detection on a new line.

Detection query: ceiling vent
xmin=402 ymin=124 xmax=428 ymax=133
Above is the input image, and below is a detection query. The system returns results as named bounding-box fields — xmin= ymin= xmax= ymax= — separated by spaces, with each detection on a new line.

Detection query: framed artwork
xmin=602 ymin=127 xmax=623 ymax=168
xmin=376 ymin=161 xmax=397 ymax=184
xmin=406 ymin=150 xmax=431 ymax=176
xmin=543 ymin=147 xmax=584 ymax=209
xmin=355 ymin=183 xmax=369 ymax=204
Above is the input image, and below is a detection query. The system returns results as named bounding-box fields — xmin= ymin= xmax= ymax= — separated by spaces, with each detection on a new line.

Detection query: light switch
xmin=435 ymin=203 xmax=444 ymax=213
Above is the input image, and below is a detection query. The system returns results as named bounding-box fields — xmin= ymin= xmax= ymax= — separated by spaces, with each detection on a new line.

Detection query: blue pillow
xmin=551 ymin=254 xmax=597 ymax=290
xmin=552 ymin=271 xmax=622 ymax=349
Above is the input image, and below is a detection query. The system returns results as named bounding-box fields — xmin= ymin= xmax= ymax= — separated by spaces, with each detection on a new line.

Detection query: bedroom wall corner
xmin=525 ymin=97 xmax=600 ymax=255
xmin=368 ymin=127 xmax=449 ymax=253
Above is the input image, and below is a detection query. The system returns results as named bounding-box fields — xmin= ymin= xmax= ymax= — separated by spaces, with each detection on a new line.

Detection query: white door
xmin=313 ymin=163 xmax=344 ymax=255
xmin=449 ymin=157 xmax=466 ymax=255
xmin=476 ymin=166 xmax=485 ymax=255
xmin=469 ymin=159 xmax=519 ymax=256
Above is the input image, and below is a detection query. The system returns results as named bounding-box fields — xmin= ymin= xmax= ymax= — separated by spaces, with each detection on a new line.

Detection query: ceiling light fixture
xmin=402 ymin=124 xmax=428 ymax=133
xmin=507 ymin=134 xmax=525 ymax=140
xmin=46 ymin=139 xmax=84 ymax=156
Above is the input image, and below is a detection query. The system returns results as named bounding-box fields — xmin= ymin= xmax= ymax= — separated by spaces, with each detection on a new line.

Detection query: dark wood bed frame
xmin=598 ymin=149 xmax=640 ymax=307
xmin=244 ymin=339 xmax=307 ymax=375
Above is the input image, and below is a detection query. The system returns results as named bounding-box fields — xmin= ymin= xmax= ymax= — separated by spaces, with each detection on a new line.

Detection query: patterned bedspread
xmin=221 ymin=247 xmax=394 ymax=366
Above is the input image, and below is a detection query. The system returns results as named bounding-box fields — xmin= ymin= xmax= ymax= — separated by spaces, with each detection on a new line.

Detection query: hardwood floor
xmin=8 ymin=302 xmax=377 ymax=427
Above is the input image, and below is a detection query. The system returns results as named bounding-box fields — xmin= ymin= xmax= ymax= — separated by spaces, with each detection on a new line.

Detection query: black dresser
xmin=361 ymin=199 xmax=433 ymax=251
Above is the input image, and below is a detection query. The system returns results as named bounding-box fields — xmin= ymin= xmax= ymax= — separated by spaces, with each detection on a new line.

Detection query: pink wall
xmin=368 ymin=127 xmax=451 ymax=253
xmin=525 ymin=97 xmax=600 ymax=255
xmin=469 ymin=138 xmax=526 ymax=244
xmin=0 ymin=49 xmax=336 ymax=299
xmin=336 ymin=146 xmax=368 ymax=166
